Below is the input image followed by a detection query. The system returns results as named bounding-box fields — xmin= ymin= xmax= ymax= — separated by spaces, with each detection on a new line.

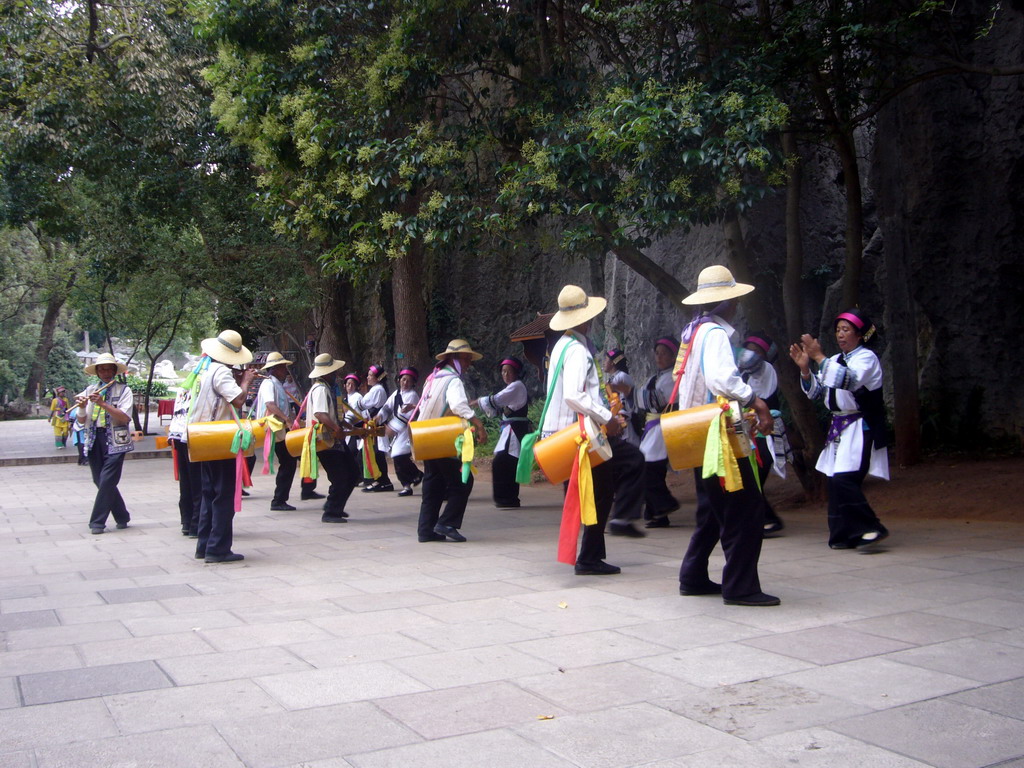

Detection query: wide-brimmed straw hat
xmin=84 ymin=352 xmax=128 ymax=376
xmin=435 ymin=339 xmax=483 ymax=362
xmin=200 ymin=330 xmax=253 ymax=366
xmin=682 ymin=265 xmax=754 ymax=306
xmin=260 ymin=351 xmax=293 ymax=372
xmin=308 ymin=353 xmax=346 ymax=379
xmin=549 ymin=285 xmax=607 ymax=331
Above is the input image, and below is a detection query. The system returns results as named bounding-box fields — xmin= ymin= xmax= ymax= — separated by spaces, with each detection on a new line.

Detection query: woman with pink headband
xmin=474 ymin=357 xmax=530 ymax=508
xmin=361 ymin=364 xmax=394 ymax=492
xmin=790 ymin=308 xmax=890 ymax=549
xmin=380 ymin=367 xmax=424 ymax=497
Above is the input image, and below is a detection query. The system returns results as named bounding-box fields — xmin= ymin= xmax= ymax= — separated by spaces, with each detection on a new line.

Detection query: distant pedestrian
xmin=48 ymin=386 xmax=70 ymax=449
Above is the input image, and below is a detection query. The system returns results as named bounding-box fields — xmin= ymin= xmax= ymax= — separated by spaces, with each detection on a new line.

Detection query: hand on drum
xmin=604 ymin=415 xmax=624 ymax=437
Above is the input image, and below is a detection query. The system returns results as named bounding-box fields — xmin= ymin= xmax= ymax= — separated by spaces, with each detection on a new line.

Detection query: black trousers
xmin=678 ymin=458 xmax=766 ymax=600
xmin=643 ymin=458 xmax=679 ymax=520
xmin=171 ymin=439 xmax=202 ymax=534
xmin=197 ymin=458 xmax=236 ymax=557
xmin=393 ymin=452 xmax=422 ymax=488
xmin=575 ymin=436 xmax=645 ymax=563
xmin=491 ymin=450 xmax=520 ymax=507
xmin=318 ymin=446 xmax=358 ymax=517
xmin=271 ymin=439 xmax=298 ymax=505
xmin=417 ymin=457 xmax=474 ymax=538
xmin=608 ymin=438 xmax=646 ymax=523
xmin=88 ymin=429 xmax=129 ymax=530
xmin=827 ymin=428 xmax=887 ymax=547
xmin=754 ymin=436 xmax=782 ymax=528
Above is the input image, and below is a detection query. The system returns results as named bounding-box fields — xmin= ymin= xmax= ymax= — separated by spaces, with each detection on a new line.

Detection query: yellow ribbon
xmin=702 ymin=400 xmax=743 ymax=492
xmin=263 ymin=415 xmax=285 ymax=434
xmin=299 ymin=424 xmax=320 ymax=480
xmin=456 ymin=426 xmax=477 ymax=483
xmin=575 ymin=433 xmax=598 ymax=526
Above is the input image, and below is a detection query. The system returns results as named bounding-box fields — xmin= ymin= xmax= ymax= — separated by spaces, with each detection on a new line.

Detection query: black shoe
xmin=301 ymin=491 xmax=326 ymax=500
xmin=723 ymin=592 xmax=780 ymax=606
xmin=188 ymin=532 xmax=199 ymax=539
xmin=857 ymin=530 xmax=889 ymax=547
xmin=574 ymin=561 xmax=621 ymax=576
xmin=609 ymin=522 xmax=645 ymax=538
xmin=645 ymin=516 xmax=671 ymax=529
xmin=205 ymin=552 xmax=244 ymax=563
xmin=270 ymin=502 xmax=296 ymax=511
xmin=763 ymin=520 xmax=785 ymax=537
xmin=433 ymin=524 xmax=466 ymax=542
xmin=679 ymin=581 xmax=722 ymax=596
xmin=363 ymin=482 xmax=394 ymax=493
xmin=241 ymin=489 xmax=250 ymax=497
xmin=194 ymin=551 xmax=205 ymax=559
xmin=494 ymin=500 xmax=521 ymax=509
xmin=115 ymin=522 xmax=129 ymax=530
xmin=181 ymin=528 xmax=190 ymax=537
xmin=397 ymin=488 xmax=413 ymax=497
xmin=322 ymin=514 xmax=348 ymax=523
xmin=412 ymin=473 xmax=424 ymax=487
xmin=90 ymin=527 xmax=104 ymax=535
xmin=830 ymin=542 xmax=856 ymax=550
xmin=418 ymin=533 xmax=446 ymax=542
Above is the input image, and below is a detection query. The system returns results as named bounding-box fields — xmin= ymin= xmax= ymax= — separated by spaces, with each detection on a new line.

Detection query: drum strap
xmin=514 ymin=339 xmax=574 ymax=485
xmin=667 ymin=323 xmax=705 ymax=409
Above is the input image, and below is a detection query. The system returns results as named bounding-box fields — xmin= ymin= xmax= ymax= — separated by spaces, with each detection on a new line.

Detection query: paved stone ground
xmin=1 ymin=454 xmax=1023 ymax=768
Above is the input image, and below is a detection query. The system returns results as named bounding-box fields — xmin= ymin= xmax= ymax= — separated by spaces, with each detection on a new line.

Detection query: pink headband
xmin=745 ymin=335 xmax=772 ymax=355
xmin=500 ymin=358 xmax=522 ymax=372
xmin=344 ymin=374 xmax=360 ymax=383
xmin=654 ymin=337 xmax=679 ymax=353
xmin=835 ymin=312 xmax=866 ymax=330
xmin=367 ymin=365 xmax=386 ymax=378
xmin=399 ymin=368 xmax=418 ymax=380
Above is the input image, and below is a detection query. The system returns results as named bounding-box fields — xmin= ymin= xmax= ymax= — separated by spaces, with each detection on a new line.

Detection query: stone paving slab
xmin=1 ymin=457 xmax=1023 ymax=767
xmin=19 ymin=659 xmax=173 ymax=705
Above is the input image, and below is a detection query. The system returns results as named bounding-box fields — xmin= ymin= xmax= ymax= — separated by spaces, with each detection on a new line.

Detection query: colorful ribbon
xmin=300 ymin=424 xmax=321 ymax=481
xmin=260 ymin=415 xmax=285 ymax=476
xmin=454 ymin=426 xmax=476 ymax=483
xmin=557 ymin=416 xmax=598 ymax=564
xmin=362 ymin=425 xmax=381 ymax=480
xmin=701 ymin=399 xmax=743 ymax=492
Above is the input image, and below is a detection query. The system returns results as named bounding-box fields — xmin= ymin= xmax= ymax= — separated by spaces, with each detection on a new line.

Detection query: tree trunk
xmin=834 ymin=127 xmax=865 ymax=309
xmin=876 ymin=106 xmax=921 ymax=467
xmin=392 ymin=237 xmax=431 ymax=376
xmin=22 ymin=281 xmax=72 ymax=400
xmin=722 ymin=209 xmax=825 ymax=498
xmin=594 ymin=217 xmax=689 ymax=305
xmin=781 ymin=129 xmax=804 ymax=342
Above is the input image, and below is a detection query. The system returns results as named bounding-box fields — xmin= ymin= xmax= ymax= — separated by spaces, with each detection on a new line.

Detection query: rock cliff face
xmin=346 ymin=5 xmax=1022 ymax=450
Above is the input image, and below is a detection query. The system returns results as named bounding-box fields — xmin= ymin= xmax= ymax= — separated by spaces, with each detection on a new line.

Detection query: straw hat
xmin=549 ymin=285 xmax=607 ymax=331
xmin=200 ymin=330 xmax=253 ymax=366
xmin=260 ymin=351 xmax=293 ymax=372
xmin=84 ymin=352 xmax=128 ymax=376
xmin=435 ymin=339 xmax=483 ymax=362
xmin=681 ymin=265 xmax=754 ymax=306
xmin=308 ymin=353 xmax=346 ymax=379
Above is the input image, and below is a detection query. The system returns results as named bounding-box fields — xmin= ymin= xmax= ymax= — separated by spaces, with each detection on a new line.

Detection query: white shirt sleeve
xmin=211 ymin=364 xmax=243 ymax=405
xmin=563 ymin=343 xmax=612 ymax=425
xmin=445 ymin=377 xmax=476 ymax=420
xmin=701 ymin=326 xmax=755 ymax=407
xmin=256 ymin=378 xmax=276 ymax=417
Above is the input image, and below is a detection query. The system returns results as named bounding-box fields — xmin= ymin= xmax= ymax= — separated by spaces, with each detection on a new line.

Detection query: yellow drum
xmin=186 ymin=420 xmax=266 ymax=462
xmin=410 ymin=417 xmax=468 ymax=461
xmin=285 ymin=426 xmax=335 ymax=458
xmin=661 ymin=402 xmax=751 ymax=471
xmin=533 ymin=416 xmax=613 ymax=485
